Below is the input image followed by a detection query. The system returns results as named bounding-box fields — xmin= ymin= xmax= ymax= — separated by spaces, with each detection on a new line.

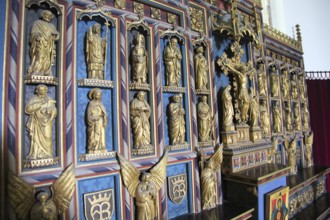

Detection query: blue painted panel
xmin=166 ymin=162 xmax=193 ymax=219
xmin=258 ymin=176 xmax=287 ymax=220
xmin=77 ymin=174 xmax=121 ymax=220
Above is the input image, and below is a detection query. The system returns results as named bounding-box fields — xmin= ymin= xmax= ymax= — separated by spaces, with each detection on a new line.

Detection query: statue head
xmin=41 ymin=10 xmax=53 ymax=22
xmin=172 ymin=94 xmax=181 ymax=103
xmin=137 ymin=91 xmax=145 ymax=100
xmin=170 ymin=38 xmax=178 ymax=47
xmin=141 ymin=173 xmax=151 ymax=182
xmin=93 ymin=23 xmax=101 ymax=35
xmin=37 ymin=192 xmax=50 ymax=204
xmin=201 ymin=96 xmax=207 ymax=103
xmin=36 ymin=85 xmax=48 ymax=97
xmin=136 ymin=33 xmax=144 ymax=44
xmin=196 ymin=46 xmax=204 ymax=54
xmin=89 ymin=88 xmax=102 ymax=100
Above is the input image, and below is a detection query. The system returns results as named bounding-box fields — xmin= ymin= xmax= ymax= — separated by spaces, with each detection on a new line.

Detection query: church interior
xmin=0 ymin=0 xmax=330 ymax=219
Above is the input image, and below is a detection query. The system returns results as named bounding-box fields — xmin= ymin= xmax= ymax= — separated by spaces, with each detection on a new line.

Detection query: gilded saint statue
xmin=131 ymin=33 xmax=148 ymax=83
xmin=268 ymin=136 xmax=278 ymax=163
xmin=8 ymin=164 xmax=76 ymax=220
xmin=283 ymin=135 xmax=298 ymax=174
xmin=25 ymin=85 xmax=57 ymax=160
xmin=168 ymin=94 xmax=185 ymax=145
xmin=217 ymin=41 xmax=256 ymax=124
xmin=293 ymin=103 xmax=301 ymax=131
xmin=27 ymin=10 xmax=60 ymax=76
xmin=272 ymin=101 xmax=281 ymax=133
xmin=303 ymin=104 xmax=309 ymax=130
xmin=299 ymin=74 xmax=306 ymax=101
xmin=197 ymin=96 xmax=213 ymax=142
xmin=270 ymin=67 xmax=279 ymax=97
xmin=86 ymin=23 xmax=107 ymax=79
xmin=164 ymin=38 xmax=182 ymax=86
xmin=282 ymin=69 xmax=290 ymax=100
xmin=257 ymin=62 xmax=267 ymax=96
xmin=260 ymin=99 xmax=270 ymax=135
xmin=199 ymin=144 xmax=223 ymax=210
xmin=117 ymin=150 xmax=168 ymax=220
xmin=222 ymin=85 xmax=234 ymax=131
xmin=304 ymin=132 xmax=314 ymax=167
xmin=130 ymin=91 xmax=151 ymax=149
xmin=249 ymin=90 xmax=259 ymax=128
xmin=194 ymin=46 xmax=208 ymax=90
xmin=291 ymin=80 xmax=298 ymax=100
xmin=86 ymin=88 xmax=108 ymax=154
xmin=285 ymin=103 xmax=293 ymax=131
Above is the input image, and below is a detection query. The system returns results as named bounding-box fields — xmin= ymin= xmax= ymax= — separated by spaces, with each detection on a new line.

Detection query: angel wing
xmin=50 ymin=164 xmax=76 ymax=215
xmin=117 ymin=153 xmax=141 ymax=197
xmin=8 ymin=171 xmax=35 ymax=220
xmin=149 ymin=149 xmax=168 ymax=191
xmin=304 ymin=132 xmax=314 ymax=145
xmin=209 ymin=143 xmax=223 ymax=172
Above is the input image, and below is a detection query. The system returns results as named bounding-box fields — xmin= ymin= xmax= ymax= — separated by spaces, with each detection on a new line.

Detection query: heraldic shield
xmin=168 ymin=173 xmax=187 ymax=204
xmin=84 ymin=188 xmax=115 ymax=220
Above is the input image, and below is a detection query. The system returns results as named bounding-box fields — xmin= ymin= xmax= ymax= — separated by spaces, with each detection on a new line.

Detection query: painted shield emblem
xmin=168 ymin=173 xmax=187 ymax=204
xmin=84 ymin=188 xmax=114 ymax=220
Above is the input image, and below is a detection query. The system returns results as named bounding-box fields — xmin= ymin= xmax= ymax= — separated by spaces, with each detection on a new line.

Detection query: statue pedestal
xmin=167 ymin=143 xmax=189 ymax=151
xmin=24 ymin=75 xmax=59 ymax=85
xmin=236 ymin=124 xmax=250 ymax=143
xmin=131 ymin=145 xmax=154 ymax=155
xmin=197 ymin=140 xmax=214 ymax=148
xmin=249 ymin=126 xmax=262 ymax=142
xmin=24 ymin=157 xmax=59 ymax=168
xmin=79 ymin=151 xmax=116 ymax=161
xmin=77 ymin=78 xmax=114 ymax=88
xmin=221 ymin=130 xmax=237 ymax=147
xmin=221 ymin=141 xmax=272 ymax=174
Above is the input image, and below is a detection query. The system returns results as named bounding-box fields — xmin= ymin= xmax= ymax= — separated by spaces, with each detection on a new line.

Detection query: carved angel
xmin=117 ymin=150 xmax=168 ymax=220
xmin=283 ymin=135 xmax=298 ymax=174
xmin=199 ymin=144 xmax=223 ymax=210
xmin=8 ymin=164 xmax=76 ymax=220
xmin=304 ymin=131 xmax=314 ymax=167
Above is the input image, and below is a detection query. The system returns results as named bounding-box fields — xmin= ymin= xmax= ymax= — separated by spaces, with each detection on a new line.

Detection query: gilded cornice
xmin=263 ymin=24 xmax=303 ymax=52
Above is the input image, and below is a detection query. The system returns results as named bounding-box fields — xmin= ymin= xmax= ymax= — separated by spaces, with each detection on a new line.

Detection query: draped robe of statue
xmin=197 ymin=97 xmax=212 ymax=142
xmin=194 ymin=47 xmax=208 ymax=90
xmin=222 ymin=86 xmax=234 ymax=130
xmin=135 ymin=177 xmax=157 ymax=220
xmin=164 ymin=39 xmax=182 ymax=86
xmin=131 ymin=34 xmax=148 ymax=83
xmin=249 ymin=94 xmax=259 ymax=127
xmin=25 ymin=86 xmax=57 ymax=159
xmin=168 ymin=96 xmax=185 ymax=145
xmin=201 ymin=163 xmax=216 ymax=210
xmin=86 ymin=24 xmax=106 ymax=79
xmin=86 ymin=90 xmax=108 ymax=153
xmin=28 ymin=11 xmax=60 ymax=75
xmin=130 ymin=93 xmax=151 ymax=149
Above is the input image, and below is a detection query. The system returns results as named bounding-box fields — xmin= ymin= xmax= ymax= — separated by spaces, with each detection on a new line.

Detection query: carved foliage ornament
xmin=189 ymin=7 xmax=204 ymax=33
